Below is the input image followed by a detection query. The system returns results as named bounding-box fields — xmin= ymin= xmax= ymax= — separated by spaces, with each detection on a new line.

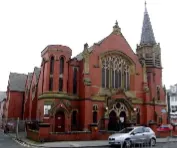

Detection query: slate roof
xmin=9 ymin=73 xmax=27 ymax=92
xmin=27 ymin=73 xmax=33 ymax=89
xmin=34 ymin=67 xmax=41 ymax=81
xmin=75 ymin=37 xmax=108 ymax=61
xmin=0 ymin=91 xmax=6 ymax=102
xmin=140 ymin=3 xmax=156 ymax=45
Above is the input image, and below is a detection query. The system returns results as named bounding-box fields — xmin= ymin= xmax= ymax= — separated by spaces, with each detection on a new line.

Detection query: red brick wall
xmin=23 ymin=93 xmax=30 ymax=120
xmin=27 ymin=127 xmax=111 ymax=142
xmin=7 ymin=91 xmax=24 ymax=119
xmin=40 ymin=45 xmax=72 ymax=93
xmin=27 ymin=129 xmax=39 ymax=141
xmin=34 ymin=31 xmax=167 ymax=132
xmin=36 ymin=99 xmax=44 ymax=121
xmin=29 ymin=73 xmax=38 ymax=120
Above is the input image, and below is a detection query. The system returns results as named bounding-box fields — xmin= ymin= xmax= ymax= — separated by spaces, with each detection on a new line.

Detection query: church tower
xmin=136 ymin=2 xmax=164 ymax=101
xmin=136 ymin=2 xmax=161 ymax=68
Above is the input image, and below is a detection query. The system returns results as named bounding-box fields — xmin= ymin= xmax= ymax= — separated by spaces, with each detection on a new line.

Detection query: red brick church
xmin=4 ymin=3 xmax=167 ymax=138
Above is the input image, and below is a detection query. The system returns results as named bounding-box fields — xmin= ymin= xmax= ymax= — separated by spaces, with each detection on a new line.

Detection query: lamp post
xmin=153 ymin=97 xmax=156 ymax=122
xmin=167 ymin=92 xmax=171 ymax=124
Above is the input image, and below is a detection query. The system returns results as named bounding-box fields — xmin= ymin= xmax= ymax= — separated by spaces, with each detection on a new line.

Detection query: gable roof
xmin=8 ymin=73 xmax=27 ymax=92
xmin=27 ymin=73 xmax=33 ymax=89
xmin=0 ymin=91 xmax=6 ymax=102
xmin=34 ymin=67 xmax=41 ymax=82
xmin=75 ymin=36 xmax=108 ymax=61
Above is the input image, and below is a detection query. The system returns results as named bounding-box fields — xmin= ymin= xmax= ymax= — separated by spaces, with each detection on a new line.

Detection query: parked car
xmin=108 ymin=126 xmax=156 ymax=147
xmin=157 ymin=124 xmax=173 ymax=132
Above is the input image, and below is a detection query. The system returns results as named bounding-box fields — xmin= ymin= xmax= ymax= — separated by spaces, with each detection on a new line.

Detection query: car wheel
xmin=124 ymin=139 xmax=132 ymax=148
xmin=150 ymin=138 xmax=156 ymax=146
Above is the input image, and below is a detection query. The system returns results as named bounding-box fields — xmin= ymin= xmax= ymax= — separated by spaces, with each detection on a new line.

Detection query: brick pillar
xmin=38 ymin=123 xmax=51 ymax=142
xmin=82 ymin=100 xmax=92 ymax=131
xmin=81 ymin=84 xmax=91 ymax=131
xmin=43 ymin=61 xmax=50 ymax=92
xmin=65 ymin=114 xmax=71 ymax=132
xmin=104 ymin=118 xmax=109 ymax=130
xmin=90 ymin=124 xmax=98 ymax=140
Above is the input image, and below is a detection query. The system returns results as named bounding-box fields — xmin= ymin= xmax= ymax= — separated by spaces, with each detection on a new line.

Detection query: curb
xmin=12 ymin=137 xmax=177 ymax=148
xmin=14 ymin=140 xmax=177 ymax=148
xmin=14 ymin=138 xmax=110 ymax=148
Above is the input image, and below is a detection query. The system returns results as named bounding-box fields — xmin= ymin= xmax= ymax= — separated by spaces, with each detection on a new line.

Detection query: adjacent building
xmin=23 ymin=67 xmax=40 ymax=121
xmin=0 ymin=91 xmax=6 ymax=127
xmin=4 ymin=73 xmax=27 ymax=120
xmin=167 ymin=84 xmax=177 ymax=125
xmin=3 ymin=3 xmax=167 ymax=136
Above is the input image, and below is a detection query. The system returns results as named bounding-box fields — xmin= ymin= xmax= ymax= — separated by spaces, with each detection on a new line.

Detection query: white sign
xmin=120 ymin=117 xmax=124 ymax=123
xmin=161 ymin=109 xmax=167 ymax=113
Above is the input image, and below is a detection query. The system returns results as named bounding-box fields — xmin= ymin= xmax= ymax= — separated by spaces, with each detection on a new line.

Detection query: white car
xmin=108 ymin=126 xmax=156 ymax=147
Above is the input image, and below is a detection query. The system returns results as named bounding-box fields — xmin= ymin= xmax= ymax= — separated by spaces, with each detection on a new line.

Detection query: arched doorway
xmin=137 ymin=112 xmax=140 ymax=125
xmin=108 ymin=110 xmax=117 ymax=131
xmin=119 ymin=111 xmax=126 ymax=130
xmin=55 ymin=111 xmax=65 ymax=132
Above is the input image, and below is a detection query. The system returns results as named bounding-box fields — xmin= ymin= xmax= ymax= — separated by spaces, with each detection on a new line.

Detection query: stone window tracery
xmin=102 ymin=55 xmax=130 ymax=90
xmin=109 ymin=102 xmax=128 ymax=117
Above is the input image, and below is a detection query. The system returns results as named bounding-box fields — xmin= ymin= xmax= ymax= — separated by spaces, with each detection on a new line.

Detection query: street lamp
xmin=134 ymin=108 xmax=137 ymax=112
xmin=167 ymin=92 xmax=171 ymax=124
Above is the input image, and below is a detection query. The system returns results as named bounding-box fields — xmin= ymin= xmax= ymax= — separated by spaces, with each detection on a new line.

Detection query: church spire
xmin=140 ymin=1 xmax=156 ymax=46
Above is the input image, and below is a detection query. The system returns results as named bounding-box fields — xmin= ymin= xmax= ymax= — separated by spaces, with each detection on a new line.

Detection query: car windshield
xmin=118 ymin=127 xmax=134 ymax=133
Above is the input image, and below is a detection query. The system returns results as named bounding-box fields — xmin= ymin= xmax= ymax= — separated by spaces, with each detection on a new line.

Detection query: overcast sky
xmin=0 ymin=0 xmax=176 ymax=91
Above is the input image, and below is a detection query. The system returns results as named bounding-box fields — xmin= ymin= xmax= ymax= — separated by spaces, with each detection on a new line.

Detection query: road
xmin=0 ymin=131 xmax=177 ymax=148
xmin=0 ymin=131 xmax=25 ymax=148
xmin=86 ymin=142 xmax=177 ymax=148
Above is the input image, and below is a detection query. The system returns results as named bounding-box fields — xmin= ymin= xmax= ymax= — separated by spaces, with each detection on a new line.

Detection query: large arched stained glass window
xmin=101 ymin=55 xmax=130 ymax=90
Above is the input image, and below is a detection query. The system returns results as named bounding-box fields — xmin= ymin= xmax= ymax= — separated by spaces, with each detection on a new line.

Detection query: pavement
xmin=2 ymin=130 xmax=177 ymax=148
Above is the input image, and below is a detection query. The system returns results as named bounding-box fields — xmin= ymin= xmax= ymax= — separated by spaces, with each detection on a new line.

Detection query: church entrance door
xmin=55 ymin=111 xmax=65 ymax=132
xmin=108 ymin=110 xmax=117 ymax=131
xmin=119 ymin=111 xmax=126 ymax=130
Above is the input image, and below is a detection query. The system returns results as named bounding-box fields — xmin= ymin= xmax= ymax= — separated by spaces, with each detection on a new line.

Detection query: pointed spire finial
xmin=113 ymin=20 xmax=121 ymax=35
xmin=140 ymin=1 xmax=156 ymax=46
xmin=144 ymin=1 xmax=148 ymax=14
xmin=115 ymin=20 xmax=118 ymax=27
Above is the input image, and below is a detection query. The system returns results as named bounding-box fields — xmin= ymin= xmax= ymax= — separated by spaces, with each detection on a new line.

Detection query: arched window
xmin=93 ymin=111 xmax=97 ymax=123
xmin=50 ymin=56 xmax=54 ymax=74
xmin=59 ymin=78 xmax=63 ymax=91
xmin=71 ymin=111 xmax=77 ymax=126
xmin=49 ymin=56 xmax=54 ymax=91
xmin=49 ymin=77 xmax=53 ymax=91
xmin=124 ymin=71 xmax=126 ymax=89
xmin=118 ymin=70 xmax=121 ymax=87
xmin=157 ymin=86 xmax=160 ymax=100
xmin=59 ymin=57 xmax=64 ymax=91
xmin=126 ymin=72 xmax=130 ymax=90
xmin=137 ymin=112 xmax=140 ymax=124
xmin=102 ymin=55 xmax=130 ymax=89
xmin=60 ymin=57 xmax=64 ymax=74
xmin=73 ymin=68 xmax=77 ymax=94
